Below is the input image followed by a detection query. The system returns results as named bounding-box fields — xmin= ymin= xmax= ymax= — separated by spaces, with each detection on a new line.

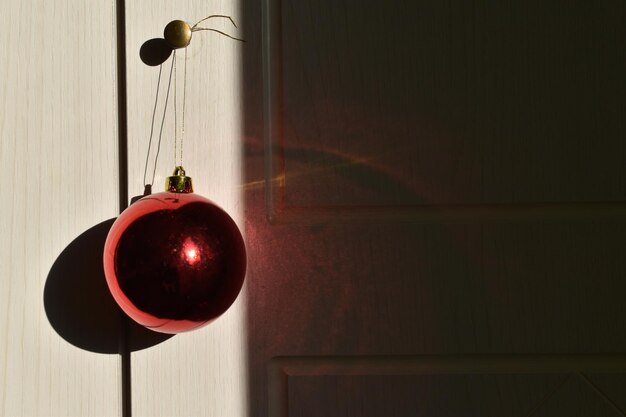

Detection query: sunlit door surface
xmin=125 ymin=1 xmax=248 ymax=416
xmin=0 ymin=1 xmax=121 ymax=415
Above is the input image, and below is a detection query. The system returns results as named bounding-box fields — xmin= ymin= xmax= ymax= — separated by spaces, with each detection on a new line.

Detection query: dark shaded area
xmin=242 ymin=0 xmax=626 ymax=416
xmin=140 ymin=38 xmax=173 ymax=66
xmin=44 ymin=218 xmax=173 ymax=354
xmin=281 ymin=146 xmax=425 ymax=206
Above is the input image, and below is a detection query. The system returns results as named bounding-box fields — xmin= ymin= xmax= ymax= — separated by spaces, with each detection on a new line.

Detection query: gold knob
xmin=164 ymin=20 xmax=192 ymax=49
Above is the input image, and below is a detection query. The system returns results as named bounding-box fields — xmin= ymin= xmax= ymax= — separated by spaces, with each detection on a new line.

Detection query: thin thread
xmin=190 ymin=14 xmax=244 ymax=42
xmin=180 ymin=46 xmax=187 ymax=167
xmin=142 ymin=64 xmax=163 ymax=186
xmin=173 ymin=50 xmax=177 ymax=166
xmin=151 ymin=50 xmax=176 ymax=185
xmin=191 ymin=14 xmax=238 ymax=30
xmin=191 ymin=27 xmax=245 ymax=42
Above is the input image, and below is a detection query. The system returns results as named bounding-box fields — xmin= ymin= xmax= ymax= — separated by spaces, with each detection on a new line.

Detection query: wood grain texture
xmin=284 ymin=374 xmax=624 ymax=417
xmin=263 ymin=0 xmax=626 ymax=221
xmin=125 ymin=2 xmax=247 ymax=416
xmin=243 ymin=0 xmax=626 ymax=416
xmin=270 ymin=356 xmax=626 ymax=417
xmin=0 ymin=0 xmax=121 ymax=416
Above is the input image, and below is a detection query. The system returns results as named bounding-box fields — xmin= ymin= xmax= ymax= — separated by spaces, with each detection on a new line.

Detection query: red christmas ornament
xmin=103 ymin=167 xmax=246 ymax=333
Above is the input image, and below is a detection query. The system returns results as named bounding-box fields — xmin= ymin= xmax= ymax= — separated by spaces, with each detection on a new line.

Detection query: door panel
xmin=287 ymin=374 xmax=566 ymax=417
xmin=268 ymin=0 xmax=626 ymax=209
xmin=0 ymin=0 xmax=121 ymax=415
xmin=269 ymin=357 xmax=626 ymax=417
xmin=242 ymin=0 xmax=626 ymax=415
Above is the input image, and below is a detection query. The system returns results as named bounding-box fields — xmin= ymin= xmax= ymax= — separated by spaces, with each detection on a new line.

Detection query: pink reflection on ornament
xmin=103 ymin=191 xmax=246 ymax=334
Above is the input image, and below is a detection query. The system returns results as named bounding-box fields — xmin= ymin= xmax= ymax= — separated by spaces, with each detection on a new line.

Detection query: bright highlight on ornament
xmin=103 ymin=167 xmax=246 ymax=334
xmin=182 ymin=238 xmax=201 ymax=266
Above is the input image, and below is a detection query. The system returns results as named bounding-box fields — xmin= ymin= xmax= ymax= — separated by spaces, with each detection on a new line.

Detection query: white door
xmin=1 ymin=0 xmax=248 ymax=415
xmin=0 ymin=1 xmax=121 ymax=415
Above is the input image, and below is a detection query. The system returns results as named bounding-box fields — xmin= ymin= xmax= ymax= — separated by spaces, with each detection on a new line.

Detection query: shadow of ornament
xmin=44 ymin=218 xmax=173 ymax=354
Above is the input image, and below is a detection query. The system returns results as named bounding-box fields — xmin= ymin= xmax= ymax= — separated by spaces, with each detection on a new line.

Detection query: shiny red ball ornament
xmin=103 ymin=167 xmax=246 ymax=333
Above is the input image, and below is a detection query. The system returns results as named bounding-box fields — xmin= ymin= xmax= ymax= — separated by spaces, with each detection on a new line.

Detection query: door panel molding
xmin=262 ymin=0 xmax=626 ymax=224
xmin=269 ymin=355 xmax=626 ymax=417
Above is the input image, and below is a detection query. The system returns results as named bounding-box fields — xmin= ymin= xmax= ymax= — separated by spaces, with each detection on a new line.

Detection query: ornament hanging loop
xmin=166 ymin=166 xmax=194 ymax=193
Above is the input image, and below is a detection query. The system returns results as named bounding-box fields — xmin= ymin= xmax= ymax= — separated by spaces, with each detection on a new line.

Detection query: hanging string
xmin=173 ymin=47 xmax=187 ymax=167
xmin=192 ymin=14 xmax=236 ymax=29
xmin=191 ymin=27 xmax=245 ymax=42
xmin=142 ymin=15 xmax=243 ymax=190
xmin=142 ymin=64 xmax=163 ymax=187
xmin=173 ymin=49 xmax=177 ymax=166
xmin=180 ymin=46 xmax=187 ymax=167
xmin=150 ymin=50 xmax=176 ymax=186
xmin=191 ymin=14 xmax=245 ymax=42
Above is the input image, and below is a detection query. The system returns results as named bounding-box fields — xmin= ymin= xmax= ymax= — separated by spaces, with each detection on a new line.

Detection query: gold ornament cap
xmin=164 ymin=20 xmax=192 ymax=49
xmin=166 ymin=166 xmax=193 ymax=193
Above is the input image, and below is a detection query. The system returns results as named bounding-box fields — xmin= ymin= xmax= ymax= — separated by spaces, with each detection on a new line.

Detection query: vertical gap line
xmin=119 ymin=315 xmax=132 ymax=417
xmin=115 ymin=0 xmax=132 ymax=416
xmin=116 ymin=0 xmax=129 ymax=212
